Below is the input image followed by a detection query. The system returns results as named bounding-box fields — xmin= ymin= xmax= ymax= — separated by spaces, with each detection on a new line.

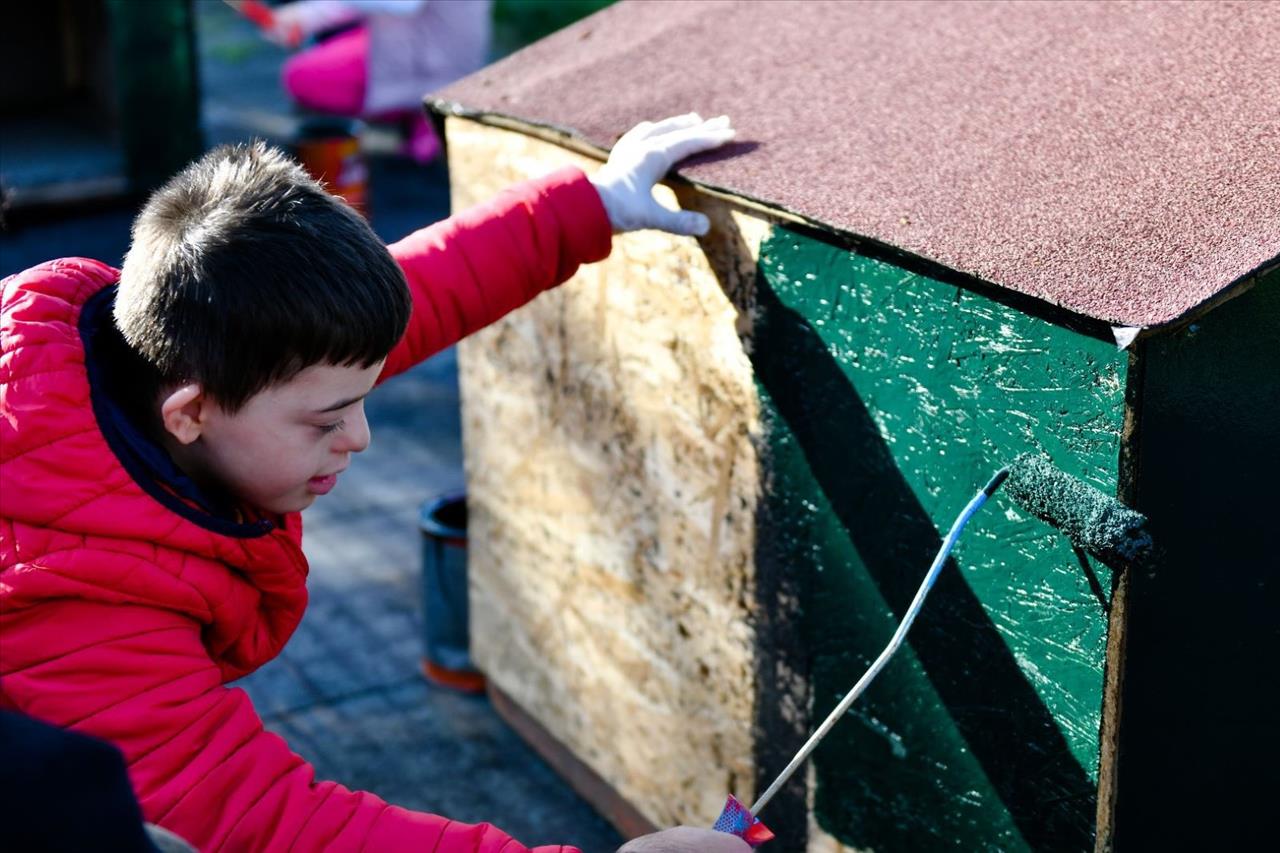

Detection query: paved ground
xmin=0 ymin=2 xmax=622 ymax=849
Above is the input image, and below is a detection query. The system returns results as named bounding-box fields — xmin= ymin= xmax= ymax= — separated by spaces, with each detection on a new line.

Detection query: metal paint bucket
xmin=418 ymin=493 xmax=485 ymax=693
xmin=293 ymin=117 xmax=369 ymax=217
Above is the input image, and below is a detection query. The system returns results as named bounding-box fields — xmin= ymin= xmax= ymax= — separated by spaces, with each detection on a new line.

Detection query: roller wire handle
xmin=716 ymin=467 xmax=1009 ymax=843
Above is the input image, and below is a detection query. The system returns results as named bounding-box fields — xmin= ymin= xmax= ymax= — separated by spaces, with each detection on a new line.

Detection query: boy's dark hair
xmin=115 ymin=140 xmax=410 ymax=412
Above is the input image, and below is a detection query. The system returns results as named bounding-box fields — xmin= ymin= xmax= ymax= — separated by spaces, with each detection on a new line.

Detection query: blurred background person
xmin=264 ymin=0 xmax=493 ymax=163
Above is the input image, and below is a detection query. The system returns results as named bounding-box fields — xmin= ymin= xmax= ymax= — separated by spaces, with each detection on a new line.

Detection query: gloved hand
xmin=617 ymin=826 xmax=752 ymax=853
xmin=263 ymin=0 xmax=362 ymax=48
xmin=590 ymin=113 xmax=735 ymax=237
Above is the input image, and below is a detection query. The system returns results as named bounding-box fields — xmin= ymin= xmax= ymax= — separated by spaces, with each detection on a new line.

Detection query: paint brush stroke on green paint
xmin=751 ymin=226 xmax=1128 ymax=850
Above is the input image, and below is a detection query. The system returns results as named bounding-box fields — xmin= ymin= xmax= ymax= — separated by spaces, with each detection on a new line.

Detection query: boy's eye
xmin=318 ymin=419 xmax=345 ymax=435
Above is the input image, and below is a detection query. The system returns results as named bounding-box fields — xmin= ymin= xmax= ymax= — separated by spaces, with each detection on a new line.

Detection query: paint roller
xmin=1003 ymin=452 xmax=1153 ymax=570
xmin=713 ymin=454 xmax=1153 ymax=845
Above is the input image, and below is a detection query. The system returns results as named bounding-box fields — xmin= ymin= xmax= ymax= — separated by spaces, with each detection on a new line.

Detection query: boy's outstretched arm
xmin=380 ymin=114 xmax=734 ymax=382
xmin=0 ymin=594 xmax=746 ymax=852
xmin=0 ymin=597 xmax=575 ymax=852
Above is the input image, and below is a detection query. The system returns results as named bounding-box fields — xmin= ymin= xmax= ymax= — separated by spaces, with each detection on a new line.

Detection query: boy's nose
xmin=338 ymin=408 xmax=371 ymax=453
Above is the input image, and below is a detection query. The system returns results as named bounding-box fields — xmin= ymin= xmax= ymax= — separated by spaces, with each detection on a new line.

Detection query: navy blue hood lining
xmin=79 ymin=286 xmax=275 ymax=539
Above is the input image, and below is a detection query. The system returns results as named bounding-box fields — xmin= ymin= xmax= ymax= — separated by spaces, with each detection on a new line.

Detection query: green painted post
xmin=106 ymin=0 xmax=203 ymax=193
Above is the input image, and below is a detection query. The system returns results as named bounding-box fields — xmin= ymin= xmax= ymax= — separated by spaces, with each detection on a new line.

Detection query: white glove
xmin=590 ymin=113 xmax=735 ymax=237
xmin=617 ymin=826 xmax=751 ymax=853
xmin=265 ymin=1 xmax=363 ymax=47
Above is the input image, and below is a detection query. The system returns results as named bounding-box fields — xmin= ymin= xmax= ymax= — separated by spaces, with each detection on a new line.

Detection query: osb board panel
xmin=447 ymin=117 xmax=769 ymax=828
xmin=805 ymin=766 xmax=867 ymax=853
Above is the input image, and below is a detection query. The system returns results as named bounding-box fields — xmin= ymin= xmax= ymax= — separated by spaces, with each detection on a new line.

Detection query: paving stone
xmin=268 ymin=682 xmax=622 ymax=852
xmin=235 ymin=654 xmax=320 ymax=719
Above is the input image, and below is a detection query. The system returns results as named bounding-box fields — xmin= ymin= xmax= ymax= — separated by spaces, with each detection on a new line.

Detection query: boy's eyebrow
xmin=315 ymin=392 xmax=369 ymax=413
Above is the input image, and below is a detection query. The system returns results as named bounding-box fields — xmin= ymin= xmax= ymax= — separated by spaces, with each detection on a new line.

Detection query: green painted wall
xmin=751 ymin=227 xmax=1129 ymax=850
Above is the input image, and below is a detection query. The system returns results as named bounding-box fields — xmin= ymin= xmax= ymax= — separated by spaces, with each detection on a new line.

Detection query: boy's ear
xmin=160 ymin=384 xmax=210 ymax=445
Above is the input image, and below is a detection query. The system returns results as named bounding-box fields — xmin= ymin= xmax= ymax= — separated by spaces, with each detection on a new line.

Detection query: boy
xmin=0 ymin=114 xmax=748 ymax=852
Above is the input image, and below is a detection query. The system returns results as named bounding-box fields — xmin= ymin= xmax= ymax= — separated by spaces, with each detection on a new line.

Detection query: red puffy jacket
xmin=0 ymin=168 xmax=611 ymax=851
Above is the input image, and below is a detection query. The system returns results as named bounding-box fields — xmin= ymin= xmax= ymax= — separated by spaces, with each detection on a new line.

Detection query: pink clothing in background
xmin=283 ymin=25 xmax=368 ymax=116
xmin=279 ymin=0 xmax=492 ymax=162
xmin=280 ymin=0 xmax=491 ymax=117
xmin=282 ymin=24 xmax=437 ymax=160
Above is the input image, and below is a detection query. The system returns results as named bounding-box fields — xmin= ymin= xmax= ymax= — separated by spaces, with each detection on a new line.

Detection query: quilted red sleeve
xmin=0 ymin=597 xmax=579 ymax=853
xmin=379 ymin=166 xmax=612 ymax=382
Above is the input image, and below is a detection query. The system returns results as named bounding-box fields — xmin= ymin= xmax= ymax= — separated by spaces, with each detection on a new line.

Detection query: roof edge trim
xmin=428 ymin=100 xmax=1276 ymax=341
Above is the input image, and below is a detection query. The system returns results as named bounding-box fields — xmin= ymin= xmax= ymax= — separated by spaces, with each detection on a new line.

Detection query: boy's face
xmin=182 ymin=360 xmax=384 ymax=515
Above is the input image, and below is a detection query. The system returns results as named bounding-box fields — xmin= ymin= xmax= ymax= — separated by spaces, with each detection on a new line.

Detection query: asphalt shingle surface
xmin=436 ymin=0 xmax=1280 ymax=329
xmin=0 ymin=2 xmax=622 ymax=849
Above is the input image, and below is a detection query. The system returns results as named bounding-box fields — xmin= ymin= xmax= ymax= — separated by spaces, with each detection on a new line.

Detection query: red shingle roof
xmin=434 ymin=0 xmax=1279 ymax=329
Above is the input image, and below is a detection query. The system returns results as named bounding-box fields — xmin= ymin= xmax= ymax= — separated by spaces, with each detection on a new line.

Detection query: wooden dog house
xmin=429 ymin=2 xmax=1279 ymax=849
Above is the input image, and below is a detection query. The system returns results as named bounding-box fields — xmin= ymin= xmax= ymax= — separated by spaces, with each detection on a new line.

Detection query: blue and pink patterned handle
xmin=712 ymin=794 xmax=774 ymax=847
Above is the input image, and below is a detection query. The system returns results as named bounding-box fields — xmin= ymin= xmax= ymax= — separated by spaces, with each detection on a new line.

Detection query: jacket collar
xmin=79 ymin=286 xmax=275 ymax=537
